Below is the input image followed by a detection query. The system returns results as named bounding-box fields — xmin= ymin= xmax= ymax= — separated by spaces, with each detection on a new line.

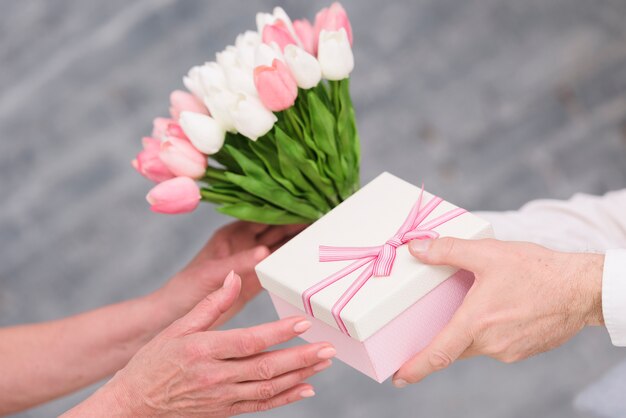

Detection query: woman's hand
xmin=155 ymin=222 xmax=306 ymax=326
xmin=64 ymin=272 xmax=334 ymax=417
xmin=393 ymin=238 xmax=604 ymax=387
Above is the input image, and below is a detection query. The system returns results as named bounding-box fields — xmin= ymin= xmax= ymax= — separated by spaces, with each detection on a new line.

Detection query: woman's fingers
xmin=230 ymin=383 xmax=315 ymax=415
xmin=164 ymin=272 xmax=242 ymax=337
xmin=257 ymin=225 xmax=307 ymax=249
xmin=209 ymin=316 xmax=313 ymax=359
xmin=234 ymin=360 xmax=331 ymax=401
xmin=232 ymin=342 xmax=336 ymax=382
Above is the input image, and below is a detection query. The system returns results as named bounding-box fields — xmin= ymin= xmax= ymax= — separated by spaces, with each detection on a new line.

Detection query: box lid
xmin=256 ymin=172 xmax=493 ymax=341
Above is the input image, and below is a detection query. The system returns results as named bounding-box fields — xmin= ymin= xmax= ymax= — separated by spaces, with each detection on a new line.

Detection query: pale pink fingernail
xmin=313 ymin=359 xmax=332 ymax=372
xmin=223 ymin=271 xmax=235 ymax=288
xmin=409 ymin=239 xmax=432 ymax=254
xmin=316 ymin=346 xmax=336 ymax=359
xmin=300 ymin=389 xmax=315 ymax=398
xmin=293 ymin=320 xmax=312 ymax=333
xmin=393 ymin=379 xmax=408 ymax=388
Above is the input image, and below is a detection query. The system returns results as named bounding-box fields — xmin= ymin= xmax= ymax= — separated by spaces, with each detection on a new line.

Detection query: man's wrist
xmin=577 ymin=253 xmax=605 ymax=326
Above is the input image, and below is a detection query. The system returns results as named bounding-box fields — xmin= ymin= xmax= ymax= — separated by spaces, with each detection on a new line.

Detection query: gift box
xmin=255 ymin=172 xmax=493 ymax=382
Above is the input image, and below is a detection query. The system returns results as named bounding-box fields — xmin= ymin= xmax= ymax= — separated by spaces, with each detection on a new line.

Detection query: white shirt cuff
xmin=602 ymin=249 xmax=626 ymax=346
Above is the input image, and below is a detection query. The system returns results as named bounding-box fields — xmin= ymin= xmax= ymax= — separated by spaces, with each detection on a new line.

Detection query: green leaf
xmin=224 ymin=171 xmax=321 ymax=220
xmin=217 ymin=202 xmax=311 ymax=225
xmin=247 ymin=136 xmax=303 ymax=197
xmin=274 ymin=126 xmax=330 ymax=211
xmin=200 ymin=188 xmax=240 ymax=204
xmin=307 ymin=89 xmax=338 ymax=157
xmin=274 ymin=126 xmax=339 ymax=207
xmin=306 ymin=89 xmax=345 ymax=194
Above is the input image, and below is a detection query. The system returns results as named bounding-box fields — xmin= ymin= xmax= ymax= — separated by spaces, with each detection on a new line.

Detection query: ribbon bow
xmin=302 ymin=186 xmax=467 ymax=336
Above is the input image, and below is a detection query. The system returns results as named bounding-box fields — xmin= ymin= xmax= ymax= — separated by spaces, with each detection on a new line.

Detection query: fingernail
xmin=409 ymin=239 xmax=432 ymax=254
xmin=300 ymin=389 xmax=315 ymax=398
xmin=393 ymin=379 xmax=408 ymax=388
xmin=313 ymin=359 xmax=332 ymax=372
xmin=223 ymin=270 xmax=235 ymax=288
xmin=316 ymin=346 xmax=337 ymax=360
xmin=293 ymin=320 xmax=312 ymax=333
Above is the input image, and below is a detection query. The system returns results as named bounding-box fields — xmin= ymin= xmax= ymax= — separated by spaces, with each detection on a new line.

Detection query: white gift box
xmin=256 ymin=172 xmax=493 ymax=381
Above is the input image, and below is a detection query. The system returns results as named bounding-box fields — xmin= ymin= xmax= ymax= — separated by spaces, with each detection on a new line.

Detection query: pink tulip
xmin=314 ymin=2 xmax=353 ymax=52
xmin=262 ymin=20 xmax=297 ymax=52
xmin=254 ymin=59 xmax=298 ymax=112
xmin=152 ymin=117 xmax=175 ymax=140
xmin=146 ymin=176 xmax=201 ymax=214
xmin=293 ymin=19 xmax=315 ymax=55
xmin=152 ymin=117 xmax=189 ymax=141
xmin=166 ymin=121 xmax=189 ymax=140
xmin=169 ymin=90 xmax=209 ymax=120
xmin=159 ymin=136 xmax=207 ymax=179
xmin=132 ymin=137 xmax=175 ymax=183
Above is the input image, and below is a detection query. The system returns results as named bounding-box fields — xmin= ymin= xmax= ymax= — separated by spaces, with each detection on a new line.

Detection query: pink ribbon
xmin=302 ymin=186 xmax=467 ymax=336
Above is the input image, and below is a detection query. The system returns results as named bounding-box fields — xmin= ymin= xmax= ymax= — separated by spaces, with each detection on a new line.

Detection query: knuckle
xmin=229 ymin=403 xmax=244 ymax=416
xmin=238 ymin=333 xmax=262 ymax=355
xmin=182 ymin=340 xmax=205 ymax=361
xmin=256 ymin=381 xmax=277 ymax=399
xmin=436 ymin=237 xmax=457 ymax=263
xmin=255 ymin=357 xmax=275 ymax=380
xmin=498 ymin=353 xmax=519 ymax=364
xmin=428 ymin=350 xmax=453 ymax=370
xmin=254 ymin=400 xmax=273 ymax=413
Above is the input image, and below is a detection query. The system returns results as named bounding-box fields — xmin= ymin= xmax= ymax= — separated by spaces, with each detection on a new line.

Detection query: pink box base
xmin=269 ymin=270 xmax=474 ymax=383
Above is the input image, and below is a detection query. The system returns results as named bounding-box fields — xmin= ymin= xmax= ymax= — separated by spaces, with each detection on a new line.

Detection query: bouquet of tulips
xmin=133 ymin=3 xmax=359 ymax=224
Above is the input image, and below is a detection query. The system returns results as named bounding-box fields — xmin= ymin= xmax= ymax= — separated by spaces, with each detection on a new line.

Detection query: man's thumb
xmin=168 ymin=271 xmax=241 ymax=336
xmin=408 ymin=237 xmax=491 ymax=273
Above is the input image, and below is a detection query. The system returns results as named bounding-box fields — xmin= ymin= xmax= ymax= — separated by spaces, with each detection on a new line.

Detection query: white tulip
xmin=183 ymin=62 xmax=227 ymax=99
xmin=284 ymin=45 xmax=322 ymax=89
xmin=179 ymin=111 xmax=226 ymax=155
xmin=254 ymin=42 xmax=283 ymax=68
xmin=230 ymin=93 xmax=277 ymax=141
xmin=203 ymin=87 xmax=238 ymax=133
xmin=235 ymin=31 xmax=261 ymax=69
xmin=183 ymin=66 xmax=206 ymax=99
xmin=217 ymin=46 xmax=257 ymax=96
xmin=317 ymin=28 xmax=354 ymax=80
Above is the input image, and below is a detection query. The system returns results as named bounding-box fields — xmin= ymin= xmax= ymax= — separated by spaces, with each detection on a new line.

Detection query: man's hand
xmin=63 ymin=272 xmax=335 ymax=417
xmin=393 ymin=238 xmax=605 ymax=388
xmin=155 ymin=222 xmax=306 ymax=325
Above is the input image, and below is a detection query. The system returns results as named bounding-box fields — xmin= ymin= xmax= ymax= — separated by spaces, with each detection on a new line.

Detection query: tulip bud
xmin=217 ymin=47 xmax=258 ymax=97
xmin=230 ymin=93 xmax=278 ymax=141
xmin=254 ymin=59 xmax=298 ymax=112
xmin=262 ymin=20 xmax=297 ymax=52
xmin=152 ymin=117 xmax=175 ymax=140
xmin=254 ymin=43 xmax=284 ymax=68
xmin=183 ymin=62 xmax=228 ymax=100
xmin=235 ymin=31 xmax=261 ymax=69
xmin=256 ymin=7 xmax=299 ymax=46
xmin=293 ymin=19 xmax=315 ymax=55
xmin=132 ymin=137 xmax=175 ymax=183
xmin=317 ymin=28 xmax=354 ymax=80
xmin=169 ymin=90 xmax=208 ymax=120
xmin=179 ymin=111 xmax=226 ymax=155
xmin=283 ymin=45 xmax=322 ymax=89
xmin=159 ymin=136 xmax=207 ymax=179
xmin=314 ymin=2 xmax=353 ymax=49
xmin=203 ymin=88 xmax=238 ymax=133
xmin=146 ymin=176 xmax=201 ymax=214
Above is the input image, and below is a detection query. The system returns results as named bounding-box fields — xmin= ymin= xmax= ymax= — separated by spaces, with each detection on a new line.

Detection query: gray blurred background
xmin=2 ymin=0 xmax=626 ymax=416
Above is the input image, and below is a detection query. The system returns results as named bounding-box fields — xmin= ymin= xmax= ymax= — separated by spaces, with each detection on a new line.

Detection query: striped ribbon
xmin=301 ymin=186 xmax=467 ymax=336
